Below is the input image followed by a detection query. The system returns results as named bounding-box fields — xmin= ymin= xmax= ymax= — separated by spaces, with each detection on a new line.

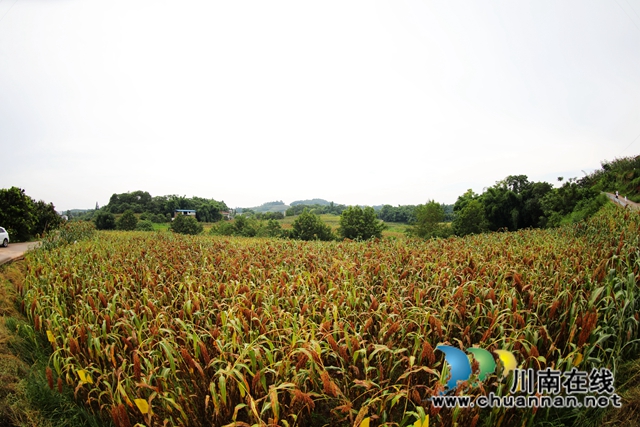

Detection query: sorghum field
xmin=18 ymin=205 xmax=640 ymax=426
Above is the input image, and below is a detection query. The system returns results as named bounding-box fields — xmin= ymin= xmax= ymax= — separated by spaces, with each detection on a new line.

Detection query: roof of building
xmin=175 ymin=209 xmax=196 ymax=212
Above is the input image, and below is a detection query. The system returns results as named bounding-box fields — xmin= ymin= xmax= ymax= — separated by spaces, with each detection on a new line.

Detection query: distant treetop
xmin=290 ymin=198 xmax=331 ymax=206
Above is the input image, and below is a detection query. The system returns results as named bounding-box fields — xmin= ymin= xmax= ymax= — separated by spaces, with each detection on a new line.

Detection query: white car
xmin=0 ymin=227 xmax=9 ymax=247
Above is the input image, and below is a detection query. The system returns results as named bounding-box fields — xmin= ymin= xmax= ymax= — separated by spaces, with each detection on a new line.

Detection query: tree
xmin=170 ymin=214 xmax=203 ymax=235
xmin=378 ymin=205 xmax=396 ymax=222
xmin=0 ymin=187 xmax=65 ymax=241
xmin=452 ymin=199 xmax=489 ymax=236
xmin=233 ymin=215 xmax=258 ymax=237
xmin=290 ymin=210 xmax=334 ymax=241
xmin=407 ymin=200 xmax=451 ymax=239
xmin=116 ymin=209 xmax=138 ymax=231
xmin=32 ymin=200 xmax=62 ymax=236
xmin=338 ymin=206 xmax=385 ymax=240
xmin=377 ymin=204 xmax=417 ymax=223
xmin=94 ymin=211 xmax=116 ymax=230
xmin=136 ymin=220 xmax=155 ymax=231
xmin=210 ymin=221 xmax=236 ymax=236
xmin=483 ymin=175 xmax=553 ymax=231
xmin=453 ymin=189 xmax=481 ymax=214
xmin=0 ymin=187 xmax=35 ymax=241
xmin=196 ymin=202 xmax=222 ymax=222
xmin=266 ymin=219 xmax=283 ymax=237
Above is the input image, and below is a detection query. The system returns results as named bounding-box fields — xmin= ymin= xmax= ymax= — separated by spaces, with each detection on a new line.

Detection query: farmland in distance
xmin=18 ymin=205 xmax=640 ymax=426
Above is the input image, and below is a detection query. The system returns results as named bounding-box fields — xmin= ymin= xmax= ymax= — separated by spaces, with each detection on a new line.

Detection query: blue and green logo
xmin=435 ymin=345 xmax=517 ymax=391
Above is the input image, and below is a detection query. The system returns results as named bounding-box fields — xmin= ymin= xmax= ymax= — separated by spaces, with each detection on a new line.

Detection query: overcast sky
xmin=1 ymin=1 xmax=639 ymax=211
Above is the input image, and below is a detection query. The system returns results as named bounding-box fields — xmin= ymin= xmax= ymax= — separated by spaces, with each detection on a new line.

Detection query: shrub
xmin=136 ymin=220 xmax=154 ymax=231
xmin=170 ymin=215 xmax=203 ymax=235
xmin=94 ymin=211 xmax=116 ymax=230
xmin=210 ymin=221 xmax=236 ymax=236
xmin=338 ymin=206 xmax=385 ymax=240
xmin=290 ymin=210 xmax=334 ymax=241
xmin=116 ymin=210 xmax=138 ymax=231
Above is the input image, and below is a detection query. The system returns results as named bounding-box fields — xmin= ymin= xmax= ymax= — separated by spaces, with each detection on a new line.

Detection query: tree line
xmin=3 ymin=154 xmax=635 ymax=241
xmin=82 ymin=191 xmax=229 ymax=229
xmin=0 ymin=187 xmax=62 ymax=242
xmin=102 ymin=191 xmax=228 ymax=222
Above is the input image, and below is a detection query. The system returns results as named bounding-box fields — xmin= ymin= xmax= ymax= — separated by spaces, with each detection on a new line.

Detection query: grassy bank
xmin=0 ymin=263 xmax=110 ymax=427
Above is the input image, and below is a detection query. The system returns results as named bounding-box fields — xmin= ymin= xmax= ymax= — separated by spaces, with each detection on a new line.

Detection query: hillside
xmin=583 ymin=155 xmax=640 ymax=202
xmin=290 ymin=198 xmax=331 ymax=206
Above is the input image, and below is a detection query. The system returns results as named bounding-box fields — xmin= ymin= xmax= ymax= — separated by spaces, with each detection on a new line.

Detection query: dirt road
xmin=0 ymin=242 xmax=40 ymax=266
xmin=604 ymin=192 xmax=640 ymax=211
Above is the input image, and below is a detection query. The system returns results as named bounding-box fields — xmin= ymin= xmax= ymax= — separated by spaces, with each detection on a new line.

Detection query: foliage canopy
xmin=116 ymin=210 xmax=138 ymax=231
xmin=338 ymin=206 xmax=385 ymax=240
xmin=170 ymin=214 xmax=203 ymax=235
xmin=0 ymin=187 xmax=62 ymax=241
xmin=290 ymin=210 xmax=334 ymax=241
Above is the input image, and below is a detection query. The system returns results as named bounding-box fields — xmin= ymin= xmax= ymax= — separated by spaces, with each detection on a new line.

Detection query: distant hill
xmin=290 ymin=198 xmax=331 ymax=206
xmin=239 ymin=201 xmax=289 ymax=214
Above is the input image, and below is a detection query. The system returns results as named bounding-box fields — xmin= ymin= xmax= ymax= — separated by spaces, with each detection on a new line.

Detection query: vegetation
xmin=40 ymin=221 xmax=96 ymax=251
xmin=100 ymin=191 xmax=228 ymax=223
xmin=286 ymin=201 xmax=347 ymax=217
xmin=338 ymin=206 xmax=386 ymax=241
xmin=13 ymin=204 xmax=640 ymax=426
xmin=444 ymin=155 xmax=640 ymax=237
xmin=0 ymin=187 xmax=62 ymax=241
xmin=290 ymin=198 xmax=332 ymax=206
xmin=452 ymin=198 xmax=488 ymax=236
xmin=169 ymin=215 xmax=203 ymax=235
xmin=115 ymin=210 xmax=138 ymax=231
xmin=209 ymin=216 xmax=285 ymax=238
xmin=406 ymin=200 xmax=452 ymax=239
xmin=94 ymin=211 xmax=116 ymax=230
xmin=0 ymin=228 xmax=106 ymax=427
xmin=290 ymin=210 xmax=335 ymax=241
xmin=135 ymin=220 xmax=155 ymax=232
xmin=583 ymin=155 xmax=640 ymax=202
xmin=238 ymin=201 xmax=288 ymax=214
xmin=376 ymin=204 xmax=417 ymax=223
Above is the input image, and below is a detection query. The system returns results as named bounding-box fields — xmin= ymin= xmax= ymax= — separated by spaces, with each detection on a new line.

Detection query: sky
xmin=1 ymin=1 xmax=640 ymax=211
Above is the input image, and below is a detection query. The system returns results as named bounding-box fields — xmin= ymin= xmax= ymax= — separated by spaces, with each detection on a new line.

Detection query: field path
xmin=604 ymin=192 xmax=640 ymax=211
xmin=0 ymin=241 xmax=40 ymax=267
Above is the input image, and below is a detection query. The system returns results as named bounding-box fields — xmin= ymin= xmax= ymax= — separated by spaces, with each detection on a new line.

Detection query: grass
xmin=599 ymin=358 xmax=640 ymax=426
xmin=150 ymin=222 xmax=169 ymax=232
xmin=381 ymin=222 xmax=410 ymax=238
xmin=0 ymin=263 xmax=110 ymax=427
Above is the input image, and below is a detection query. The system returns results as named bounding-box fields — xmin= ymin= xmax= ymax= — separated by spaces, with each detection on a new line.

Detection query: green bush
xmin=338 ymin=206 xmax=385 ymax=240
xmin=170 ymin=215 xmax=203 ymax=235
xmin=290 ymin=210 xmax=334 ymax=241
xmin=136 ymin=220 xmax=154 ymax=231
xmin=116 ymin=210 xmax=137 ymax=231
xmin=150 ymin=213 xmax=168 ymax=223
xmin=94 ymin=211 xmax=116 ymax=230
xmin=209 ymin=221 xmax=236 ymax=236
